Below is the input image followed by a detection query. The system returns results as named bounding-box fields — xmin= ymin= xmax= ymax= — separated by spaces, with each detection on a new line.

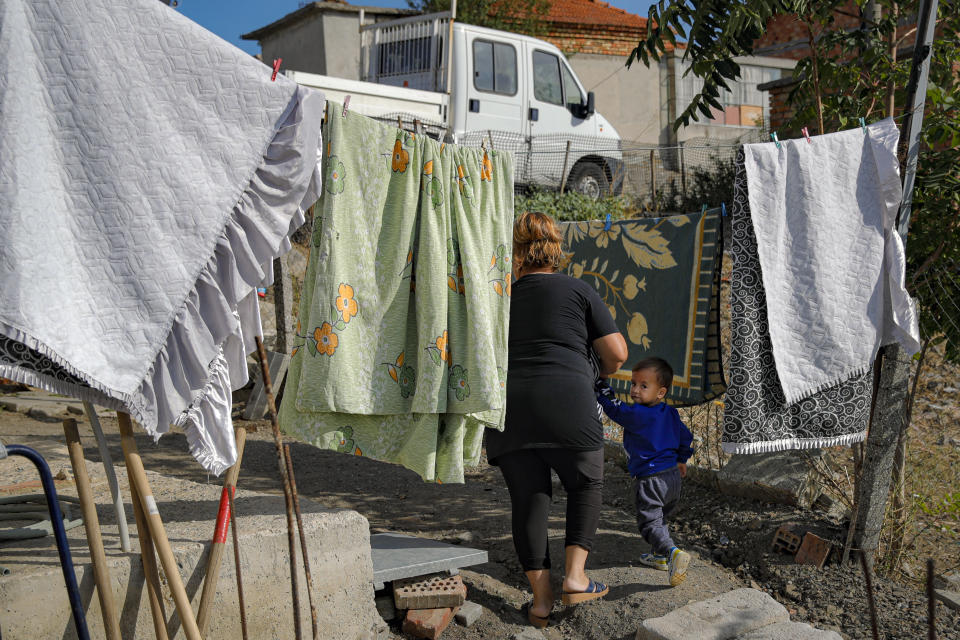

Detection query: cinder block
xmin=771 ymin=524 xmax=803 ymax=555
xmin=394 ymin=573 xmax=466 ymax=609
xmin=402 ymin=606 xmax=458 ymax=639
xmin=455 ymin=601 xmax=483 ymax=627
xmin=635 ymin=588 xmax=789 ymax=640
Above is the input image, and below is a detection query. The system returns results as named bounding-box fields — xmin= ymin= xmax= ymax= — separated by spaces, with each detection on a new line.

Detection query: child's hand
xmin=677 ymin=463 xmax=687 ymax=478
xmin=594 ymin=378 xmax=614 ymax=397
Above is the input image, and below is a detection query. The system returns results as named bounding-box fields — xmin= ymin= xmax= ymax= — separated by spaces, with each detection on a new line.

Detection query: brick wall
xmin=539 ymin=24 xmax=645 ymax=56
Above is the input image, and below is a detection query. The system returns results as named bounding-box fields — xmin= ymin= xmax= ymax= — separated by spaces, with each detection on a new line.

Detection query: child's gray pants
xmin=634 ymin=466 xmax=682 ymax=556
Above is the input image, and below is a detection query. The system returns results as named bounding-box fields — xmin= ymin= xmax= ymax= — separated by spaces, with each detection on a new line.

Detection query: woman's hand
xmin=592 ymin=332 xmax=628 ymax=376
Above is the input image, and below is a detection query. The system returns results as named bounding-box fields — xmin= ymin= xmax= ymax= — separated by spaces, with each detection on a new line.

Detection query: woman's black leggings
xmin=496 ymin=447 xmax=604 ymax=571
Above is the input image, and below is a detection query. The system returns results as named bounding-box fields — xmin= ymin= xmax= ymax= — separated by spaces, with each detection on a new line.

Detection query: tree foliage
xmin=632 ymin=0 xmax=960 ymax=361
xmin=406 ymin=0 xmax=553 ymax=37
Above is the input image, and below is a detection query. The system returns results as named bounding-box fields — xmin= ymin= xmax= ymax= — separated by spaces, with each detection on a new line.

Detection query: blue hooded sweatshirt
xmin=596 ymin=382 xmax=693 ymax=478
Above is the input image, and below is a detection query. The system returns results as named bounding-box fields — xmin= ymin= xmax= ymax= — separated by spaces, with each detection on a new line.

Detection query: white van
xmin=288 ymin=13 xmax=623 ymax=198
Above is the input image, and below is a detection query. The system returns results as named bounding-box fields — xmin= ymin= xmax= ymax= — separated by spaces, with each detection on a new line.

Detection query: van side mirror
xmin=586 ymin=91 xmax=595 ymax=117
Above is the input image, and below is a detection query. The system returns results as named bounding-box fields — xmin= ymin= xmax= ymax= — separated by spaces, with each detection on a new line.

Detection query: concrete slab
xmin=718 ymin=451 xmax=822 ymax=508
xmin=0 ymin=444 xmax=386 ymax=640
xmin=934 ymin=589 xmax=960 ymax=612
xmin=636 ymin=588 xmax=790 ymax=640
xmin=370 ymin=532 xmax=488 ymax=589
xmin=735 ymin=620 xmax=843 ymax=639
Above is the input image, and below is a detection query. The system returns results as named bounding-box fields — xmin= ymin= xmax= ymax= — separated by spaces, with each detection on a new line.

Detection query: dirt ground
xmin=1 ymin=405 xmax=958 ymax=640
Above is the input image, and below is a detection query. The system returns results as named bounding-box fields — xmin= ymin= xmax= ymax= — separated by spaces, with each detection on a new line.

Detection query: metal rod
xmin=62 ymin=419 xmax=122 ymax=640
xmin=117 ymin=412 xmax=202 ymax=640
xmin=227 ymin=485 xmax=249 ymax=640
xmin=254 ymin=335 xmax=303 ymax=640
xmin=82 ymin=402 xmax=130 ymax=552
xmin=4 ymin=444 xmax=90 ymax=640
xmin=197 ymin=427 xmax=248 ymax=636
xmin=859 ymin=552 xmax=881 ymax=640
xmin=650 ymin=149 xmax=657 ymax=206
xmin=896 ymin=0 xmax=940 ymax=240
xmin=927 ymin=558 xmax=936 ymax=640
xmin=559 ymin=140 xmax=572 ymax=194
xmin=285 ymin=444 xmax=319 ymax=640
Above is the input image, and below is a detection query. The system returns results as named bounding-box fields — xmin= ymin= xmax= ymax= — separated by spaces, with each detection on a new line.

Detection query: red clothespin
xmin=801 ymin=127 xmax=812 ymax=144
xmin=271 ymin=58 xmax=282 ymax=81
xmin=342 ymin=95 xmax=351 ymax=117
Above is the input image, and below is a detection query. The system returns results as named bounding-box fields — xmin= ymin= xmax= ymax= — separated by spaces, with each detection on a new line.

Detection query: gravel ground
xmin=1 ymin=401 xmax=958 ymax=639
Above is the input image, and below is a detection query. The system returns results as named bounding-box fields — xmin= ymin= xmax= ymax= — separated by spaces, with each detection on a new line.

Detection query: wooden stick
xmin=227 ymin=485 xmax=249 ymax=640
xmin=254 ymin=335 xmax=303 ymax=640
xmin=197 ymin=427 xmax=247 ymax=636
xmin=117 ymin=412 xmax=201 ymax=640
xmin=62 ymin=419 xmax=122 ymax=640
xmin=128 ymin=474 xmax=168 ymax=640
xmin=285 ymin=444 xmax=318 ymax=639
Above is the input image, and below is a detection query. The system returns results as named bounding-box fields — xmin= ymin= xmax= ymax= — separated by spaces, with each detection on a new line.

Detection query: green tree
xmin=407 ymin=0 xmax=553 ymax=37
xmin=631 ymin=0 xmax=960 ymax=573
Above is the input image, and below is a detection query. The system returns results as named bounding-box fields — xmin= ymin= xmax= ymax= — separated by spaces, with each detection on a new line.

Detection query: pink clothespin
xmin=271 ymin=58 xmax=282 ymax=81
xmin=801 ymin=127 xmax=812 ymax=144
xmin=342 ymin=95 xmax=351 ymax=117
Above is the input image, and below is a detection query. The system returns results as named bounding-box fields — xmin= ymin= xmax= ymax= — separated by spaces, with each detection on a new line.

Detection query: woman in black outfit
xmin=486 ymin=211 xmax=628 ymax=628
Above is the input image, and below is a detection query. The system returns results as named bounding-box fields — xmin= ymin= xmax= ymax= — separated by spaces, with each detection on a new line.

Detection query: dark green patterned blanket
xmin=559 ymin=208 xmax=725 ymax=407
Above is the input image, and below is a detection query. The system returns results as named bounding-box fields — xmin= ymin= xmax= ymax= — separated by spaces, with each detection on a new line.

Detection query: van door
xmin=463 ymin=31 xmax=524 ymax=139
xmin=525 ymin=45 xmax=594 ymax=187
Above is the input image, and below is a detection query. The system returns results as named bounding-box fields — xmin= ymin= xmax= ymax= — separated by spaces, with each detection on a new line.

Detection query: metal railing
xmin=360 ymin=11 xmax=451 ymax=93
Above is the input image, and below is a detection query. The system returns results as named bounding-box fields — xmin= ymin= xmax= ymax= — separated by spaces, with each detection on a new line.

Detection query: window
xmin=377 ymin=35 xmax=439 ymax=76
xmin=675 ymin=63 xmax=782 ymax=127
xmin=561 ymin=62 xmax=585 ymax=111
xmin=472 ymin=40 xmax=517 ymax=95
xmin=532 ymin=50 xmax=562 ymax=105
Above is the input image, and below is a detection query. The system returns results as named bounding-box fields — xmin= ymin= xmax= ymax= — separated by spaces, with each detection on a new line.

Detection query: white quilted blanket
xmin=743 ymin=118 xmax=920 ymax=405
xmin=0 ymin=0 xmax=324 ymax=472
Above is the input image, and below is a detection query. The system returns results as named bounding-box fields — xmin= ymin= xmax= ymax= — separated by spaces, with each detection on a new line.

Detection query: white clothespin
xmin=801 ymin=127 xmax=812 ymax=144
xmin=342 ymin=95 xmax=351 ymax=117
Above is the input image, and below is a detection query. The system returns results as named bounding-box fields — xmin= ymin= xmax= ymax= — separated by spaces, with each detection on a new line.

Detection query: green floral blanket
xmin=559 ymin=209 xmax=725 ymax=407
xmin=279 ymin=102 xmax=513 ymax=483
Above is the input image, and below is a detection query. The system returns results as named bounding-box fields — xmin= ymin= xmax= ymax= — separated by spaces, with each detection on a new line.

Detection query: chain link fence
xmin=371 ymin=111 xmax=767 ymax=207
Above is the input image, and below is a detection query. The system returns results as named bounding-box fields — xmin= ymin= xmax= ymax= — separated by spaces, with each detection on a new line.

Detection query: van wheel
xmin=568 ymin=163 xmax=609 ymax=200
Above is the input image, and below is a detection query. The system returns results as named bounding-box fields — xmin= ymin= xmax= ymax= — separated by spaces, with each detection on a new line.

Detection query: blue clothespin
xmin=603 ymin=213 xmax=612 ymax=231
xmin=721 ymin=202 xmax=727 ymax=217
xmin=859 ymin=117 xmax=866 ymax=132
xmin=700 ymin=204 xmax=707 ymax=216
xmin=770 ymin=132 xmax=781 ymax=149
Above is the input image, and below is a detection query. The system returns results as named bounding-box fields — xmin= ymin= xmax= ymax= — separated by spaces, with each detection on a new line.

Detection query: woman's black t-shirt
xmin=485 ymin=272 xmax=620 ymax=463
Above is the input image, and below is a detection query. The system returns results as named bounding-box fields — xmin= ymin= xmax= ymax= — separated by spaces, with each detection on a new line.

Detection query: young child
xmin=595 ymin=357 xmax=694 ymax=586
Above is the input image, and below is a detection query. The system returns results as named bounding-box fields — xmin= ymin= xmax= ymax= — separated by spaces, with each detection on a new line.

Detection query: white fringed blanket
xmin=0 ymin=0 xmax=324 ymax=472
xmin=743 ymin=118 xmax=920 ymax=405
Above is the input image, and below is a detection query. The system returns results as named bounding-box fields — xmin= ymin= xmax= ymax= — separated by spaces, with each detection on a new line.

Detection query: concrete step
xmin=636 ymin=588 xmax=789 ymax=640
xmin=736 ymin=620 xmax=842 ymax=639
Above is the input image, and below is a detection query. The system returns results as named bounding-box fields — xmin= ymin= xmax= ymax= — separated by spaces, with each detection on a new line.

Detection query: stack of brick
xmin=395 ymin=573 xmax=468 ymax=639
xmin=771 ymin=524 xmax=834 ymax=569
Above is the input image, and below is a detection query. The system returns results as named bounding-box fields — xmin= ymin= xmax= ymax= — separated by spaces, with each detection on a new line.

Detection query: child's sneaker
xmin=638 ymin=553 xmax=668 ymax=571
xmin=667 ymin=547 xmax=690 ymax=586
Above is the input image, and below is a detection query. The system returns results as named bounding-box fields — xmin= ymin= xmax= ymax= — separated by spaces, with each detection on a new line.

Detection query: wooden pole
xmin=285 ymin=444 xmax=319 ymax=639
xmin=227 ymin=487 xmax=249 ymax=640
xmin=254 ymin=335 xmax=303 ymax=640
xmin=117 ymin=412 xmax=202 ymax=640
xmin=852 ymin=0 xmax=939 ymax=560
xmin=197 ymin=427 xmax=247 ymax=636
xmin=62 ymin=419 xmax=122 ymax=640
xmin=129 ymin=477 xmax=169 ymax=640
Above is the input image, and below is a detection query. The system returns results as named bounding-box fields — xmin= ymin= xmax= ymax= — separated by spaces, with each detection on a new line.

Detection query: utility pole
xmin=852 ymin=0 xmax=939 ymax=562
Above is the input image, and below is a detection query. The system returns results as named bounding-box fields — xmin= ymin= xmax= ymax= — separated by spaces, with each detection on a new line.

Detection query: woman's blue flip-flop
xmin=561 ymin=579 xmax=609 ymax=605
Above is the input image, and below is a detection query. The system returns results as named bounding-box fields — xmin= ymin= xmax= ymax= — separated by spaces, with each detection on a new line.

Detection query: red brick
xmin=402 ymin=606 xmax=459 ymax=640
xmin=394 ymin=574 xmax=467 ymax=610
